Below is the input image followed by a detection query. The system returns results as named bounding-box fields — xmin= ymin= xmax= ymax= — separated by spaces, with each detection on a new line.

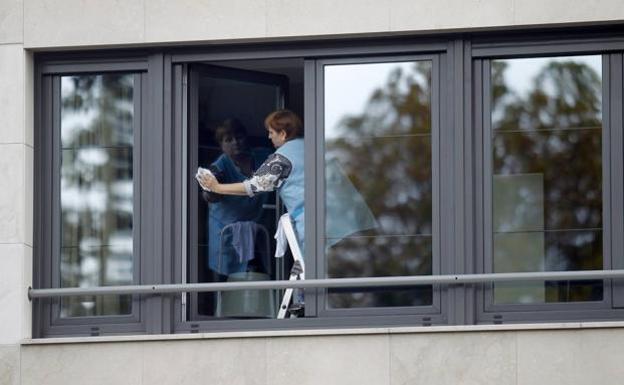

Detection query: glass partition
xmin=490 ymin=56 xmax=603 ymax=304
xmin=324 ymin=60 xmax=434 ymax=308
xmin=59 ymin=74 xmax=135 ymax=317
xmin=187 ymin=64 xmax=287 ymax=319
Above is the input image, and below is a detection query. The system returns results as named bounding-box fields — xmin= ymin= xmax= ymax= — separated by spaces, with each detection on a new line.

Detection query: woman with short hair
xmin=198 ymin=109 xmax=305 ymax=252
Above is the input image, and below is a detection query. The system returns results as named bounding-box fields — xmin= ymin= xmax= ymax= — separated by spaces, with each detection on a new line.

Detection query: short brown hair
xmin=214 ymin=118 xmax=247 ymax=144
xmin=264 ymin=109 xmax=303 ymax=140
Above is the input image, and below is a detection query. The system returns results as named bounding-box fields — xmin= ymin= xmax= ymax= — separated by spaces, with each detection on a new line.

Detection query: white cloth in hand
xmin=195 ymin=167 xmax=215 ymax=191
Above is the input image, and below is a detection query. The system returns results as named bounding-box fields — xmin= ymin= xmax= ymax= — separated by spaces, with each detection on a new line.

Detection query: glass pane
xmin=194 ymin=75 xmax=280 ymax=319
xmin=60 ymin=74 xmax=135 ymax=317
xmin=490 ymin=56 xmax=603 ymax=304
xmin=327 ymin=236 xmax=432 ymax=308
xmin=324 ymin=60 xmax=433 ymax=308
xmin=61 ymin=75 xmax=134 ymax=148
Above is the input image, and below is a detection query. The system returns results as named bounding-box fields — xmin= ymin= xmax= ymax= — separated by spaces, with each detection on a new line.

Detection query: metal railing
xmin=28 ymin=269 xmax=624 ymax=300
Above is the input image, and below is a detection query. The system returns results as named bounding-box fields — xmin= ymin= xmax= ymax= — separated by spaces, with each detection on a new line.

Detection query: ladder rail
xmin=277 ymin=213 xmax=304 ymax=319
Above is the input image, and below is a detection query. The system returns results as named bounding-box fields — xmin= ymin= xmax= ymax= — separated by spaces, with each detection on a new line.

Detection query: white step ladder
xmin=276 ymin=213 xmax=305 ymax=319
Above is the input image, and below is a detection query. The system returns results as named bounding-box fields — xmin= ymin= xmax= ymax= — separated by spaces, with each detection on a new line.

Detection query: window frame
xmin=313 ymin=54 xmax=447 ymax=318
xmin=33 ymin=57 xmax=169 ymax=337
xmin=168 ymin=40 xmax=456 ymax=333
xmin=471 ymin=40 xmax=624 ymax=324
xmin=32 ymin=27 xmax=624 ymax=338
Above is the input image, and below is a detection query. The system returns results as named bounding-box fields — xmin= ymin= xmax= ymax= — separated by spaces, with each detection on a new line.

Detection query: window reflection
xmin=491 ymin=56 xmax=603 ymax=304
xmin=324 ymin=60 xmax=433 ymax=308
xmin=60 ymin=74 xmax=135 ymax=317
xmin=194 ymin=76 xmax=282 ymax=319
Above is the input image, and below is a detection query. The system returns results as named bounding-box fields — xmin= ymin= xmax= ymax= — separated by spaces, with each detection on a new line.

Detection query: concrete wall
xmin=1 ymin=1 xmax=33 ymax=385
xmin=17 ymin=0 xmax=624 ymax=49
xmin=14 ymin=327 xmax=624 ymax=385
xmin=2 ymin=0 xmax=624 ymax=384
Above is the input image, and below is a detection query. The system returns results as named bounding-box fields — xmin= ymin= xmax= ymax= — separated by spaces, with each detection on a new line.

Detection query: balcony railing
xmin=28 ymin=269 xmax=624 ymax=299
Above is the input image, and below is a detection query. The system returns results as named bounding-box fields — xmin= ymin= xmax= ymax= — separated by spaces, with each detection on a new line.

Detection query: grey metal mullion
xmin=139 ymin=68 xmax=151 ymax=330
xmin=450 ymin=38 xmax=475 ymax=325
xmin=49 ymin=76 xmax=62 ymax=324
xmin=431 ymin=53 xmax=443 ymax=314
xmin=473 ymin=59 xmax=486 ymax=319
xmin=172 ymin=63 xmax=187 ymax=329
xmin=461 ymin=39 xmax=477 ymax=325
xmin=600 ymin=54 xmax=614 ymax=307
xmin=443 ymin=40 xmax=457 ymax=324
xmin=129 ymin=72 xmax=143 ymax=324
xmin=481 ymin=60 xmax=495 ymax=312
xmin=186 ymin=65 xmax=201 ymax=321
xmin=315 ymin=59 xmax=327 ymax=317
xmin=37 ymin=75 xmax=54 ymax=337
xmin=143 ymin=54 xmax=166 ymax=334
xmin=304 ymin=58 xmax=319 ymax=317
xmin=32 ymin=69 xmax=44 ymax=338
xmin=161 ymin=54 xmax=175 ymax=333
xmin=611 ymin=53 xmax=624 ymax=307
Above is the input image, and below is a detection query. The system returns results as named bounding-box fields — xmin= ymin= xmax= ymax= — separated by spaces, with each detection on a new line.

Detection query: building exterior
xmin=2 ymin=1 xmax=624 ymax=384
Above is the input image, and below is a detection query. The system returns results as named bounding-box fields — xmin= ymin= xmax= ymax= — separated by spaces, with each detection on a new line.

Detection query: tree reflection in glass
xmin=60 ymin=74 xmax=135 ymax=317
xmin=324 ymin=61 xmax=433 ymax=308
xmin=491 ymin=56 xmax=603 ymax=304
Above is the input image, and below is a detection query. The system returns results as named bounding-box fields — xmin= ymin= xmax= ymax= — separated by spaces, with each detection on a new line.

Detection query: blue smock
xmin=207 ymin=148 xmax=270 ymax=275
xmin=274 ymin=138 xmax=306 ymax=250
xmin=274 ymin=138 xmax=378 ymax=252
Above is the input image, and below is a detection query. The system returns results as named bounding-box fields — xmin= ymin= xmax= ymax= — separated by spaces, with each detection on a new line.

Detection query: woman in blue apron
xmin=203 ymin=119 xmax=271 ymax=276
xmin=199 ymin=110 xmax=305 ymax=253
xmin=198 ymin=110 xmax=377 ymax=314
xmin=198 ymin=110 xmax=305 ymax=311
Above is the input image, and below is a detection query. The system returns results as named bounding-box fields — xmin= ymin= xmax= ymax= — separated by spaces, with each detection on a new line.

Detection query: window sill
xmin=21 ymin=320 xmax=624 ymax=345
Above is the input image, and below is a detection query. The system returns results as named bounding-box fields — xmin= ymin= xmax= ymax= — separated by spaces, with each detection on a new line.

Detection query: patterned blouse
xmin=243 ymin=153 xmax=292 ymax=196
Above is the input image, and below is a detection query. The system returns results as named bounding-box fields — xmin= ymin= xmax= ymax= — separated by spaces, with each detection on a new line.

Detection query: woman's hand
xmin=196 ymin=169 xmax=219 ymax=192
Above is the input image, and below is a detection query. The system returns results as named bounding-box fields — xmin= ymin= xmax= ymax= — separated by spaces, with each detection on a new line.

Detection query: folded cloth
xmin=274 ymin=218 xmax=288 ymax=259
xmin=230 ymin=221 xmax=257 ymax=264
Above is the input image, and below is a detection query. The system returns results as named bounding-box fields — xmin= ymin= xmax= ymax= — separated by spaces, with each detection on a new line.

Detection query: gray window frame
xmin=183 ymin=63 xmax=289 ymax=322
xmin=471 ymin=40 xmax=624 ymax=324
xmin=314 ymin=54 xmax=446 ymax=318
xmin=33 ymin=56 xmax=169 ymax=337
xmin=168 ymin=40 xmax=456 ymax=333
xmin=32 ymin=27 xmax=624 ymax=337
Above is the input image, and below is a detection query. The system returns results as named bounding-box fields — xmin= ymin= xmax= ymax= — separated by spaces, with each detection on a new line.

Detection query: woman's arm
xmin=197 ymin=172 xmax=248 ymax=195
xmin=211 ymin=181 xmax=248 ymax=196
xmin=197 ymin=152 xmax=292 ymax=197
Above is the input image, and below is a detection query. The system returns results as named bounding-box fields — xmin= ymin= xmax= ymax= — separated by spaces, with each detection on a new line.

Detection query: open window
xmin=180 ymin=60 xmax=305 ymax=325
xmin=172 ymin=51 xmax=452 ymax=331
